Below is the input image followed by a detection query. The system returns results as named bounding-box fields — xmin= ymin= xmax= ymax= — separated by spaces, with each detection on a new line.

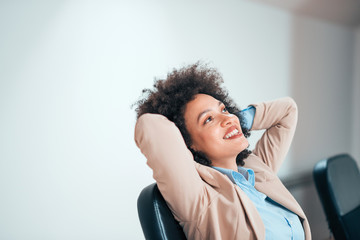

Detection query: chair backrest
xmin=137 ymin=183 xmax=187 ymax=240
xmin=313 ymin=154 xmax=360 ymax=240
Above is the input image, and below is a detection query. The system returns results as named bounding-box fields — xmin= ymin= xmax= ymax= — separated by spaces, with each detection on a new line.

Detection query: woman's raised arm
xmin=250 ymin=97 xmax=298 ymax=173
xmin=134 ymin=113 xmax=207 ymax=221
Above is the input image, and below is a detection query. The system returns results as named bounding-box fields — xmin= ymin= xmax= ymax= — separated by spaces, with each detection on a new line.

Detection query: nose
xmin=220 ymin=114 xmax=236 ymax=127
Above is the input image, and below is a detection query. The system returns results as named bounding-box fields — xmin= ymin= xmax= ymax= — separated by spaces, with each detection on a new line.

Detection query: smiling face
xmin=184 ymin=94 xmax=249 ymax=168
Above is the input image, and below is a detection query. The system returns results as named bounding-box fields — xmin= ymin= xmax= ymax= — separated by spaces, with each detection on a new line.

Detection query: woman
xmin=134 ymin=63 xmax=311 ymax=239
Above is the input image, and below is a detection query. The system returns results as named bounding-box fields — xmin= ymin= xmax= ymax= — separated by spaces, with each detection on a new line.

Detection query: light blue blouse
xmin=213 ymin=166 xmax=305 ymax=240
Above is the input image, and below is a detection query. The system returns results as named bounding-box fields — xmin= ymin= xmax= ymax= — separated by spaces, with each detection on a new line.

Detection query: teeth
xmin=225 ymin=129 xmax=239 ymax=139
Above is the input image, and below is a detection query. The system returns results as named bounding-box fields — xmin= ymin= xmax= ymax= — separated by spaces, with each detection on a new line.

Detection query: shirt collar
xmin=212 ymin=166 xmax=255 ymax=186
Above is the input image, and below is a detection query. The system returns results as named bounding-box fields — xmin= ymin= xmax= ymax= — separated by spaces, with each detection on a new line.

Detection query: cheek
xmin=197 ymin=128 xmax=222 ymax=147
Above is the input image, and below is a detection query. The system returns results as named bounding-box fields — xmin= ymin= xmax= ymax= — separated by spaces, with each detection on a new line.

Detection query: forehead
xmin=184 ymin=94 xmax=221 ymax=123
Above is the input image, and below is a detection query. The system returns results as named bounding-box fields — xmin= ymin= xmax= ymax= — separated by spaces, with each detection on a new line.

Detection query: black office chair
xmin=313 ymin=154 xmax=360 ymax=240
xmin=137 ymin=183 xmax=187 ymax=240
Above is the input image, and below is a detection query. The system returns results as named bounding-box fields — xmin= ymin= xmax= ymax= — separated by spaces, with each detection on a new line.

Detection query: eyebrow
xmin=197 ymin=101 xmax=223 ymax=124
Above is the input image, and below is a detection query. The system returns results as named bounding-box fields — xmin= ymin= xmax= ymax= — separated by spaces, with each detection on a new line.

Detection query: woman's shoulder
xmin=243 ymin=153 xmax=277 ymax=180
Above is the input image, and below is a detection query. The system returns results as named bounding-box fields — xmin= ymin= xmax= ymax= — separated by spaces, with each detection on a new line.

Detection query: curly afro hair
xmin=134 ymin=62 xmax=251 ymax=166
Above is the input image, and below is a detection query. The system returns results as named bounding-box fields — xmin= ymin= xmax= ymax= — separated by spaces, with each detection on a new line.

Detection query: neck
xmin=212 ymin=157 xmax=238 ymax=172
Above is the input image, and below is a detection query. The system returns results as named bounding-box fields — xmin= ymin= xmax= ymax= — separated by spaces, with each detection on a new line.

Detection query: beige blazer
xmin=135 ymin=97 xmax=311 ymax=240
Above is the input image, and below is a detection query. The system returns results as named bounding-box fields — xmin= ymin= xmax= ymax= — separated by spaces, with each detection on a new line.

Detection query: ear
xmin=190 ymin=144 xmax=198 ymax=152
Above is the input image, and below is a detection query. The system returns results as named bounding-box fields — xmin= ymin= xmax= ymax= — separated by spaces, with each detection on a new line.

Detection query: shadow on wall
xmin=288 ymin=16 xmax=353 ymax=239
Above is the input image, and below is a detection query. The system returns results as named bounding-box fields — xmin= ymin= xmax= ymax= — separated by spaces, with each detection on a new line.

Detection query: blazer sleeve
xmin=250 ymin=97 xmax=298 ymax=173
xmin=134 ymin=113 xmax=207 ymax=221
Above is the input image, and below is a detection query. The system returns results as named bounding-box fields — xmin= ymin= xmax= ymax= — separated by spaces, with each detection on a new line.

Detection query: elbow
xmin=286 ymin=97 xmax=298 ymax=111
xmin=285 ymin=97 xmax=298 ymax=127
xmin=285 ymin=97 xmax=298 ymax=117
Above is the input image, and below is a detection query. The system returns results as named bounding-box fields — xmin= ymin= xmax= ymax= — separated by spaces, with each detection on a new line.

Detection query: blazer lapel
xmin=234 ymin=186 xmax=266 ymax=240
xmin=245 ymin=155 xmax=306 ymax=219
xmin=255 ymin=179 xmax=306 ymax=220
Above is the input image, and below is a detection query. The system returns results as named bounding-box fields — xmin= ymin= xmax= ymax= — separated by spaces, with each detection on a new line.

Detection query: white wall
xmin=0 ymin=0 xmax=355 ymax=239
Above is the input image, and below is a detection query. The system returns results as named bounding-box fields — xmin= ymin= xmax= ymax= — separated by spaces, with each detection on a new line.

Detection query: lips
xmin=223 ymin=126 xmax=242 ymax=139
